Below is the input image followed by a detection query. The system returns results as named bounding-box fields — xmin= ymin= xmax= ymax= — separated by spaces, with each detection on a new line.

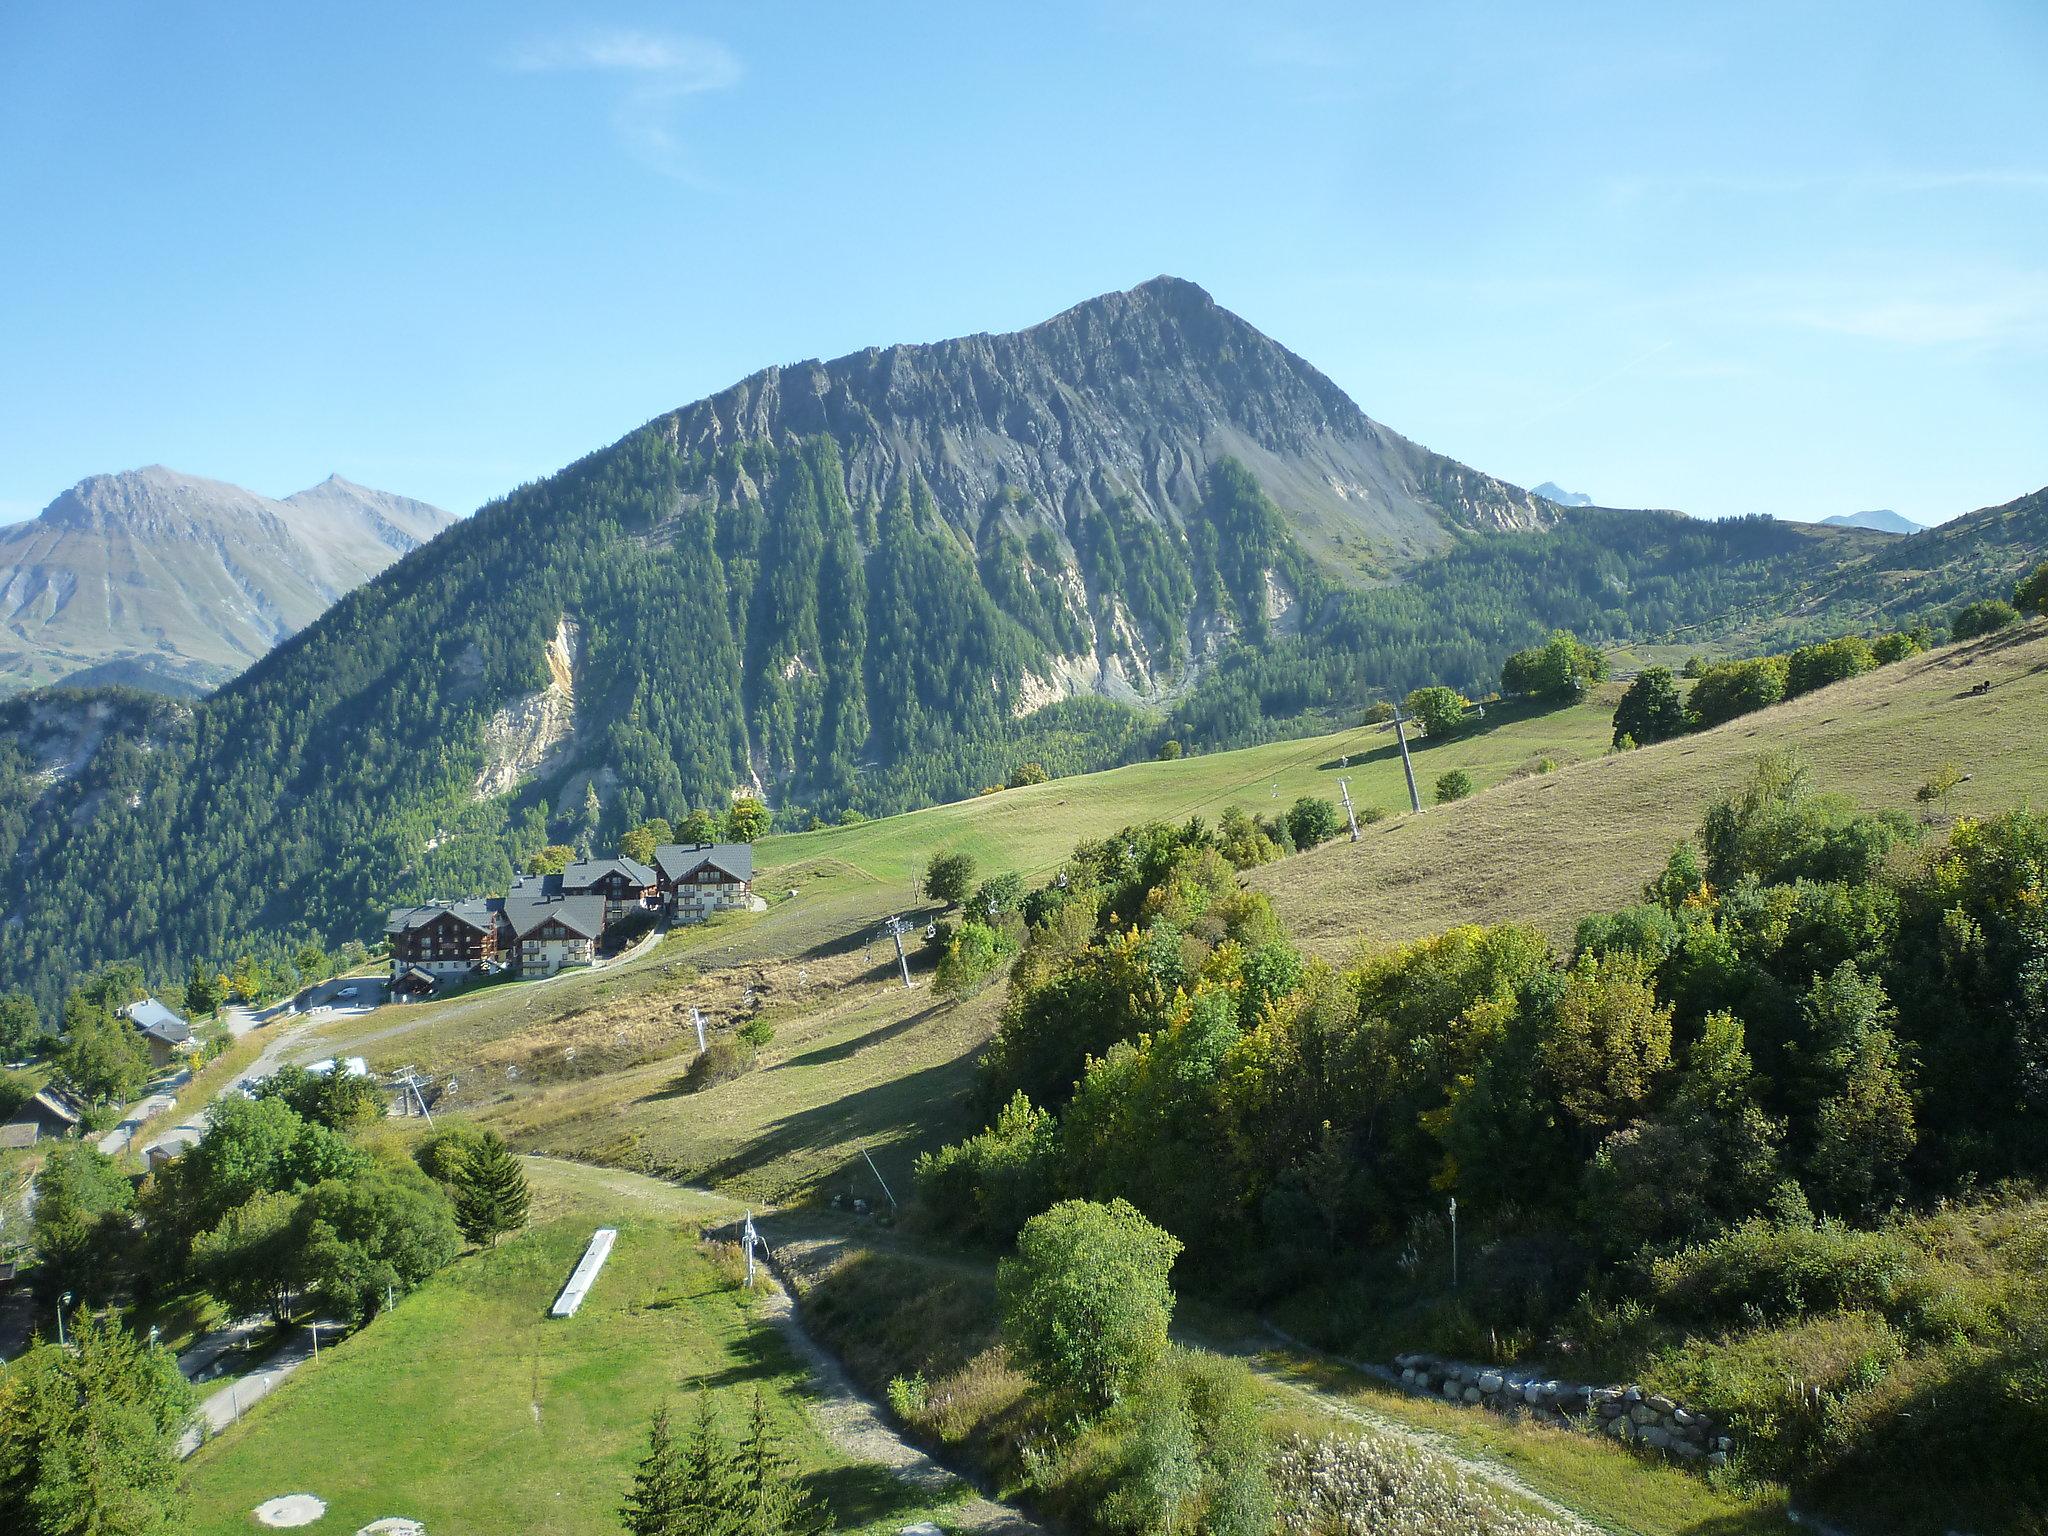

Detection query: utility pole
xmin=741 ymin=1210 xmax=760 ymax=1288
xmin=1337 ymin=777 xmax=1362 ymax=842
xmin=882 ymin=916 xmax=913 ymax=989
xmin=1448 ymin=1196 xmax=1459 ymax=1291
xmin=861 ymin=1147 xmax=899 ymax=1212
xmin=691 ymin=1006 xmax=707 ymax=1053
xmin=1390 ymin=706 xmax=1423 ymax=814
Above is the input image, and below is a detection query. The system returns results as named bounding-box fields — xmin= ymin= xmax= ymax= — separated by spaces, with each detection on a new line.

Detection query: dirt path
xmin=754 ymin=1210 xmax=1597 ymax=1533
xmin=521 ymin=1160 xmax=1042 ymax=1536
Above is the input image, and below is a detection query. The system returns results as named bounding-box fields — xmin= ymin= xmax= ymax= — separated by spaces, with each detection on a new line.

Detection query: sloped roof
xmin=653 ymin=842 xmax=754 ymax=885
xmin=504 ymin=888 xmax=607 ymax=940
xmin=561 ymin=856 xmax=657 ymax=891
xmin=384 ymin=896 xmax=503 ymax=937
xmin=124 ymin=997 xmax=191 ymax=1044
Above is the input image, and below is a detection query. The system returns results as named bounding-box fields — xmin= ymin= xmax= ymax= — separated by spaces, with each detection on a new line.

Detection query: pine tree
xmin=452 ymin=1131 xmax=529 ymax=1247
xmin=735 ymin=1388 xmax=819 ymax=1536
xmin=621 ymin=1405 xmax=688 ymax=1536
xmin=675 ymin=1396 xmax=745 ymax=1536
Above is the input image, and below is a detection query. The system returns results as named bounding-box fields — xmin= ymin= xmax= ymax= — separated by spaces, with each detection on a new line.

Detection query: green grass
xmin=1255 ymin=623 xmax=2048 ymax=953
xmin=181 ymin=1160 xmax=963 ymax=1536
xmin=755 ymin=689 xmax=1619 ymax=889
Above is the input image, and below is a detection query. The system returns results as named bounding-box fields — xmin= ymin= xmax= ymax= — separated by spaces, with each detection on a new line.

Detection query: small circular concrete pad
xmin=254 ymin=1494 xmax=327 ymax=1527
xmin=358 ymin=1521 xmax=426 ymax=1536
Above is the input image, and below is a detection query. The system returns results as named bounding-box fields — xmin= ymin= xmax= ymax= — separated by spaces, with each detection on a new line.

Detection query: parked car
xmin=335 ymin=985 xmax=359 ymax=1000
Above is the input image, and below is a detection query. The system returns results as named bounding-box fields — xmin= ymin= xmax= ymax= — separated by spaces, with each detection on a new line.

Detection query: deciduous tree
xmin=997 ymin=1197 xmax=1181 ymax=1411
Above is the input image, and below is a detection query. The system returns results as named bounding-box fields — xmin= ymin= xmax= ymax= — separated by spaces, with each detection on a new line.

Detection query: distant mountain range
xmin=0 ymin=467 xmax=454 ymax=694
xmin=1821 ymin=508 xmax=1927 ymax=535
xmin=1532 ymin=481 xmax=1595 ymax=507
xmin=0 ymin=276 xmax=2042 ymax=1006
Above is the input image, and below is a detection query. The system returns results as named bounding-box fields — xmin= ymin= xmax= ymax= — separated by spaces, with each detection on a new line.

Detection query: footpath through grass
xmin=181 ymin=1161 xmax=960 ymax=1536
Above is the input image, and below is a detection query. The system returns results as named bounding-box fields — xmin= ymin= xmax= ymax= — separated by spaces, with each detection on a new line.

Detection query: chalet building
xmin=122 ymin=997 xmax=193 ymax=1070
xmin=0 ymin=1084 xmax=87 ymax=1150
xmin=384 ymin=896 xmax=506 ymax=981
xmin=559 ymin=856 xmax=659 ymax=928
xmin=505 ymin=876 xmax=606 ymax=973
xmin=653 ymin=842 xmax=755 ymax=924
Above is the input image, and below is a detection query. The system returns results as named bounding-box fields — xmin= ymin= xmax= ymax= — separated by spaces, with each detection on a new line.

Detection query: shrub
xmin=1688 ymin=655 xmax=1787 ymax=728
xmin=737 ymin=1015 xmax=774 ymax=1047
xmin=1433 ymin=770 xmax=1474 ymax=804
xmin=997 ymin=1198 xmax=1181 ymax=1411
xmin=1610 ymin=666 xmax=1687 ymax=747
xmin=1284 ymin=796 xmax=1342 ymax=850
xmin=1949 ymin=598 xmax=2019 ymax=641
xmin=1785 ymin=635 xmax=1878 ymax=698
xmin=2015 ymin=560 xmax=2048 ymax=618
xmin=1156 ymin=740 xmax=1183 ymax=760
xmin=1402 ymin=686 xmax=1467 ymax=738
xmin=924 ymin=851 xmax=977 ymax=908
xmin=1646 ymin=1216 xmax=1924 ymax=1327
xmin=683 ymin=1035 xmax=757 ymax=1091
xmin=935 ymin=920 xmax=1019 ymax=998
xmin=1009 ymin=761 xmax=1052 ymax=788
xmin=1500 ymin=630 xmax=1606 ymax=702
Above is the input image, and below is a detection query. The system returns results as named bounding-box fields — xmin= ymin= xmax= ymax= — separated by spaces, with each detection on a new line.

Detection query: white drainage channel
xmin=549 ymin=1227 xmax=618 ymax=1318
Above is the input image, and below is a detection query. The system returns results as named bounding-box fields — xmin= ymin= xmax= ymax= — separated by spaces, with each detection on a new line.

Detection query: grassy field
xmin=753 ymin=689 xmax=1620 ymax=890
xmin=1255 ymin=622 xmax=2048 ymax=954
xmin=181 ymin=1158 xmax=962 ymax=1536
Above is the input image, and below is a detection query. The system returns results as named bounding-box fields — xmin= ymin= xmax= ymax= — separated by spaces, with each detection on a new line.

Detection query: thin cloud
xmin=506 ymin=30 xmax=740 ymax=181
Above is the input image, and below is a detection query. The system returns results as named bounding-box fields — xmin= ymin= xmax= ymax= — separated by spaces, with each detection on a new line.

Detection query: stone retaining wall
xmin=1393 ymin=1352 xmax=1734 ymax=1468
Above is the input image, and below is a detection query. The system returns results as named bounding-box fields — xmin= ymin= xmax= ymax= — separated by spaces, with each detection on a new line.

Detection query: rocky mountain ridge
xmin=0 ymin=466 xmax=454 ymax=693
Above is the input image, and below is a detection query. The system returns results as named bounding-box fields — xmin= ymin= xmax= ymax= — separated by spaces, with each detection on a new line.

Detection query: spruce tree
xmin=735 ymin=1387 xmax=820 ymax=1536
xmin=620 ymin=1405 xmax=687 ymax=1536
xmin=452 ymin=1130 xmax=529 ymax=1247
xmin=675 ymin=1396 xmax=745 ymax=1536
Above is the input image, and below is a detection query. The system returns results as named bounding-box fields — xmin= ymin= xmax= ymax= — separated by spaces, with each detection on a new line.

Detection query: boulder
xmin=1707 ymin=1451 xmax=1730 ymax=1470
xmin=1523 ymin=1382 xmax=1546 ymax=1406
xmin=1640 ymin=1426 xmax=1671 ymax=1449
xmin=1477 ymin=1371 xmax=1504 ymax=1394
xmin=1631 ymin=1404 xmax=1660 ymax=1426
xmin=1647 ymin=1394 xmax=1677 ymax=1415
xmin=1462 ymin=1386 xmax=1482 ymax=1403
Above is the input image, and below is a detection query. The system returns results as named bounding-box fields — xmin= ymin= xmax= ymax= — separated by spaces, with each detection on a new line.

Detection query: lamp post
xmin=56 ymin=1291 xmax=72 ymax=1346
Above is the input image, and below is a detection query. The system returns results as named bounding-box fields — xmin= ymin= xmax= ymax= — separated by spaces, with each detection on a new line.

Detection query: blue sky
xmin=2 ymin=2 xmax=2044 ymax=526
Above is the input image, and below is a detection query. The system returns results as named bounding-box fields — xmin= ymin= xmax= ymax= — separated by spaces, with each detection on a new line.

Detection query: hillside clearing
xmin=180 ymin=1158 xmax=972 ymax=1536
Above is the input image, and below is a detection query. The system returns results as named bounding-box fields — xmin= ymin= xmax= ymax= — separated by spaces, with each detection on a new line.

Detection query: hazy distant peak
xmin=1820 ymin=508 xmax=1926 ymax=535
xmin=1532 ymin=481 xmax=1595 ymax=507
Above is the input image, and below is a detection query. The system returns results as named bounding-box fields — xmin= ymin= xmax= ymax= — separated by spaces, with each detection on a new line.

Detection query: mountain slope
xmin=0 ymin=466 xmax=455 ymax=694
xmin=0 ymin=279 xmax=2040 ymax=1005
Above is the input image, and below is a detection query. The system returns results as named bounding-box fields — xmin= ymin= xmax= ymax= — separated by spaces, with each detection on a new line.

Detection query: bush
xmin=935 ymin=920 xmax=1019 ymax=998
xmin=925 ymin=851 xmax=977 ymax=908
xmin=1402 ymin=686 xmax=1467 ymax=738
xmin=1156 ymin=740 xmax=1183 ymax=760
xmin=1500 ymin=630 xmax=1606 ymax=702
xmin=997 ymin=1198 xmax=1181 ymax=1411
xmin=1951 ymin=597 xmax=2020 ymax=640
xmin=2015 ymin=560 xmax=2048 ymax=618
xmin=683 ymin=1035 xmax=757 ymax=1091
xmin=1646 ymin=1216 xmax=1925 ymax=1328
xmin=1433 ymin=770 xmax=1474 ymax=804
xmin=1610 ymin=666 xmax=1687 ymax=747
xmin=737 ymin=1016 xmax=775 ymax=1047
xmin=1688 ymin=655 xmax=1787 ymax=728
xmin=1785 ymin=635 xmax=1877 ymax=698
xmin=1284 ymin=796 xmax=1342 ymax=850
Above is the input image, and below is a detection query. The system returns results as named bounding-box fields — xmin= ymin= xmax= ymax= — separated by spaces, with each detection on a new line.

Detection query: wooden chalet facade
xmin=560 ymin=857 xmax=659 ymax=928
xmin=653 ymin=842 xmax=755 ymax=924
xmin=385 ymin=897 xmax=505 ymax=980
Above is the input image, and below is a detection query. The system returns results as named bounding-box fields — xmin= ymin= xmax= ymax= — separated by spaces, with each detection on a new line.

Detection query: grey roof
xmin=385 ymin=896 xmax=503 ymax=937
xmin=653 ymin=842 xmax=754 ymax=885
xmin=124 ymin=997 xmax=191 ymax=1044
xmin=504 ymin=887 xmax=607 ymax=940
xmin=561 ymin=856 xmax=657 ymax=891
xmin=9 ymin=1086 xmax=86 ymax=1127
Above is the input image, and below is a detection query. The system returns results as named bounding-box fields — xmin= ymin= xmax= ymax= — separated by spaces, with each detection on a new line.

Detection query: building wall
xmin=517 ymin=935 xmax=596 ymax=974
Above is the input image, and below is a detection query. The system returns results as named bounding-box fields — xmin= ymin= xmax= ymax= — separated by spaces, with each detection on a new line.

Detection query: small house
xmin=0 ymin=1084 xmax=87 ymax=1149
xmin=122 ymin=997 xmax=194 ymax=1070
